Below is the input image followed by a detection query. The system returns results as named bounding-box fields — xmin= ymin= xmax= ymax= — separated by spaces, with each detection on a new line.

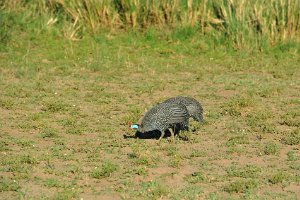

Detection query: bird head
xmin=193 ymin=113 xmax=204 ymax=122
xmin=130 ymin=123 xmax=143 ymax=131
xmin=131 ymin=124 xmax=139 ymax=129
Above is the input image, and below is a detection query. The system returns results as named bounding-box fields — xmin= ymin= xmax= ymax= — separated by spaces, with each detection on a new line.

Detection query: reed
xmin=1 ymin=0 xmax=300 ymax=48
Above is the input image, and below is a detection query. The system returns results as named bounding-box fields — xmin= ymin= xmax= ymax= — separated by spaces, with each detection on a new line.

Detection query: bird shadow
xmin=123 ymin=129 xmax=189 ymax=141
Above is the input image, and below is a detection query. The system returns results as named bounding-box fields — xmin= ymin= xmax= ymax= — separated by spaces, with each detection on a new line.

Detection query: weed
xmin=60 ymin=117 xmax=85 ymax=135
xmin=44 ymin=178 xmax=62 ymax=188
xmin=133 ymin=167 xmax=148 ymax=176
xmin=54 ymin=188 xmax=79 ymax=200
xmin=207 ymin=192 xmax=220 ymax=200
xmin=140 ymin=181 xmax=168 ymax=199
xmin=40 ymin=127 xmax=59 ymax=138
xmin=224 ymin=179 xmax=258 ymax=193
xmin=226 ymin=135 xmax=249 ymax=147
xmin=16 ymin=139 xmax=35 ymax=148
xmin=169 ymin=154 xmax=183 ymax=168
xmin=2 ymin=154 xmax=38 ymax=173
xmin=91 ymin=161 xmax=118 ymax=179
xmin=246 ymin=112 xmax=276 ymax=134
xmin=130 ymin=145 xmax=159 ymax=167
xmin=190 ymin=150 xmax=207 ymax=158
xmin=134 ymin=156 xmax=152 ymax=166
xmin=256 ymin=85 xmax=282 ymax=98
xmin=19 ymin=154 xmax=38 ymax=165
xmin=0 ymin=10 xmax=14 ymax=50
xmin=0 ymin=141 xmax=10 ymax=151
xmin=185 ymin=171 xmax=205 ymax=184
xmin=205 ymin=111 xmax=222 ymax=122
xmin=289 ymin=162 xmax=300 ymax=171
xmin=127 ymin=152 xmax=138 ymax=159
xmin=280 ymin=111 xmax=300 ymax=127
xmin=65 ymin=127 xmax=83 ymax=135
xmin=60 ymin=118 xmax=77 ymax=127
xmin=166 ymin=146 xmax=178 ymax=156
xmin=171 ymin=26 xmax=198 ymax=41
xmin=269 ymin=171 xmax=288 ymax=184
xmin=264 ymin=142 xmax=280 ymax=155
xmin=227 ymin=165 xmax=261 ymax=178
xmin=178 ymin=130 xmax=192 ymax=141
xmin=128 ymin=105 xmax=143 ymax=124
xmin=174 ymin=185 xmax=203 ymax=200
xmin=0 ymin=98 xmax=14 ymax=109
xmin=287 ymin=151 xmax=300 ymax=161
xmin=281 ymin=130 xmax=300 ymax=145
xmin=42 ymin=100 xmax=69 ymax=112
xmin=222 ymin=95 xmax=253 ymax=116
xmin=0 ymin=178 xmax=20 ymax=192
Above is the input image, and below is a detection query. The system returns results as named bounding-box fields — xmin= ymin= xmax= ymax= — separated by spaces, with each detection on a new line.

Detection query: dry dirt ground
xmin=0 ymin=36 xmax=300 ymax=199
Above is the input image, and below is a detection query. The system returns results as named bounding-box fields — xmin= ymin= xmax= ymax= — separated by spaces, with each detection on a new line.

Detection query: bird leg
xmin=168 ymin=128 xmax=175 ymax=143
xmin=158 ymin=131 xmax=166 ymax=142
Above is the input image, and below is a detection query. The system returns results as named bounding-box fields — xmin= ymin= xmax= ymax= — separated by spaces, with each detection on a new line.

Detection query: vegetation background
xmin=0 ymin=0 xmax=299 ymax=199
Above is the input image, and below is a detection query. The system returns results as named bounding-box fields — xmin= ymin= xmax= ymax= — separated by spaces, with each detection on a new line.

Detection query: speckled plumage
xmin=163 ymin=96 xmax=204 ymax=122
xmin=137 ymin=102 xmax=189 ymax=141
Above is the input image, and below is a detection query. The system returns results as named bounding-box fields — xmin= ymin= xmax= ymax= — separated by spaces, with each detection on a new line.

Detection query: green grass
xmin=139 ymin=180 xmax=169 ymax=199
xmin=0 ymin=23 xmax=300 ymax=199
xmin=2 ymin=0 xmax=300 ymax=51
xmin=226 ymin=165 xmax=261 ymax=179
xmin=185 ymin=171 xmax=205 ymax=183
xmin=173 ymin=185 xmax=203 ymax=200
xmin=40 ymin=127 xmax=59 ymax=138
xmin=0 ymin=178 xmax=20 ymax=192
xmin=264 ymin=142 xmax=280 ymax=155
xmin=224 ymin=179 xmax=259 ymax=193
xmin=281 ymin=130 xmax=300 ymax=145
xmin=91 ymin=161 xmax=119 ymax=179
xmin=268 ymin=171 xmax=289 ymax=185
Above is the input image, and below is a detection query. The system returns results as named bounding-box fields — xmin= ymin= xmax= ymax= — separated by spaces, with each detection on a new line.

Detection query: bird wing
xmin=167 ymin=107 xmax=189 ymax=124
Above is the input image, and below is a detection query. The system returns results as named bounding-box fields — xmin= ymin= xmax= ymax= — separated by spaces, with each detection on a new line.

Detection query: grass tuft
xmin=42 ymin=100 xmax=70 ymax=113
xmin=281 ymin=129 xmax=300 ymax=145
xmin=185 ymin=171 xmax=205 ymax=184
xmin=174 ymin=185 xmax=203 ymax=200
xmin=91 ymin=161 xmax=118 ymax=179
xmin=224 ymin=179 xmax=258 ymax=193
xmin=222 ymin=95 xmax=253 ymax=116
xmin=268 ymin=171 xmax=288 ymax=184
xmin=226 ymin=135 xmax=249 ymax=147
xmin=264 ymin=142 xmax=280 ymax=155
xmin=0 ymin=178 xmax=20 ymax=192
xmin=227 ymin=165 xmax=261 ymax=178
xmin=40 ymin=127 xmax=59 ymax=138
xmin=140 ymin=181 xmax=168 ymax=199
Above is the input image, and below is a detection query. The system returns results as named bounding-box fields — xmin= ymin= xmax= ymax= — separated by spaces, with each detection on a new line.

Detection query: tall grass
xmin=211 ymin=0 xmax=300 ymax=48
xmin=1 ymin=0 xmax=300 ymax=49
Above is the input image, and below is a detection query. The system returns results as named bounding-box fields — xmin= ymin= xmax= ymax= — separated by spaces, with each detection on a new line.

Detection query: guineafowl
xmin=163 ymin=96 xmax=204 ymax=122
xmin=131 ymin=102 xmax=189 ymax=142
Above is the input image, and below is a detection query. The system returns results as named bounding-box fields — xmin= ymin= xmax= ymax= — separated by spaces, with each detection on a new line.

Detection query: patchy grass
xmin=264 ymin=142 xmax=280 ymax=155
xmin=224 ymin=179 xmax=259 ymax=193
xmin=0 ymin=31 xmax=299 ymax=199
xmin=0 ymin=178 xmax=20 ymax=192
xmin=40 ymin=127 xmax=59 ymax=138
xmin=268 ymin=171 xmax=289 ymax=185
xmin=91 ymin=161 xmax=119 ymax=179
xmin=185 ymin=171 xmax=205 ymax=184
xmin=281 ymin=129 xmax=300 ymax=145
xmin=226 ymin=165 xmax=261 ymax=179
